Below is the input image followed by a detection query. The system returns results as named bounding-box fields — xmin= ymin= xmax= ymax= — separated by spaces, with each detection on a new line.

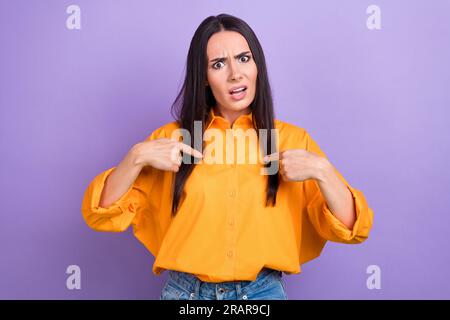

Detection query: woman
xmin=81 ymin=13 xmax=374 ymax=300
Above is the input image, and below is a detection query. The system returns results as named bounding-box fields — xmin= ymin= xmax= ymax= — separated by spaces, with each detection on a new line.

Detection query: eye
xmin=240 ymin=55 xmax=251 ymax=63
xmin=212 ymin=61 xmax=224 ymax=69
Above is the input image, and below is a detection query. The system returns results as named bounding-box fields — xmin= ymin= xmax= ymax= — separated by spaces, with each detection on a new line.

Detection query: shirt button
xmin=227 ymin=251 xmax=233 ymax=258
xmin=242 ymin=295 xmax=248 ymax=300
xmin=190 ymin=293 xmax=195 ymax=298
xmin=218 ymin=288 xmax=225 ymax=294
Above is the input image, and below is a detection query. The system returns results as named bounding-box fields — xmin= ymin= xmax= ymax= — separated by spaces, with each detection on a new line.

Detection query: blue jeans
xmin=159 ymin=268 xmax=288 ymax=300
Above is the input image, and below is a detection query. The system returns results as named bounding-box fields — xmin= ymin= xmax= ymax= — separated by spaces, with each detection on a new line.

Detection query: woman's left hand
xmin=263 ymin=149 xmax=330 ymax=182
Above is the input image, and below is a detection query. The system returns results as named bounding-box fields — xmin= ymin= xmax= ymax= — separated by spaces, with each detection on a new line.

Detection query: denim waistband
xmin=167 ymin=267 xmax=281 ymax=294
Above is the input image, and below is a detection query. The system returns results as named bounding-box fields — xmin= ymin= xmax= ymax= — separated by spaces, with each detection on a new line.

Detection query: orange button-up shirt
xmin=81 ymin=108 xmax=374 ymax=282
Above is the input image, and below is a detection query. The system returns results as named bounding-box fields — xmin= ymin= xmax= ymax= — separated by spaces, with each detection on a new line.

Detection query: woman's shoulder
xmin=144 ymin=120 xmax=181 ymax=141
xmin=273 ymin=118 xmax=309 ymax=140
xmin=273 ymin=118 xmax=318 ymax=150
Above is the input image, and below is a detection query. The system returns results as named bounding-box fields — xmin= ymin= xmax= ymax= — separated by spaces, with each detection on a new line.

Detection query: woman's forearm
xmin=315 ymin=160 xmax=357 ymax=229
xmin=99 ymin=145 xmax=143 ymax=208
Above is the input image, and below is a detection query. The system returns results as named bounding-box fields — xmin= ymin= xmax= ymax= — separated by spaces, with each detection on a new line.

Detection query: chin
xmin=229 ymin=98 xmax=253 ymax=108
xmin=226 ymin=104 xmax=249 ymax=111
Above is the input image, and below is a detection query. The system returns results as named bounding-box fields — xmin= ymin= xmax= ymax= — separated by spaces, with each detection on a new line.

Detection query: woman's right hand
xmin=131 ymin=138 xmax=203 ymax=172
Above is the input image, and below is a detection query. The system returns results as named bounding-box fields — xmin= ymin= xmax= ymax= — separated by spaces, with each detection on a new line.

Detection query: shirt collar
xmin=205 ymin=107 xmax=254 ymax=131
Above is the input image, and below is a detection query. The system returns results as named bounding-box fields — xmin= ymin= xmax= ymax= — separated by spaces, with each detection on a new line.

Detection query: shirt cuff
xmin=89 ymin=167 xmax=136 ymax=216
xmin=321 ymin=185 xmax=368 ymax=242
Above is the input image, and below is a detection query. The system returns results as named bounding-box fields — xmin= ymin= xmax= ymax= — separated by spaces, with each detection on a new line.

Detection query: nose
xmin=228 ymin=59 xmax=243 ymax=81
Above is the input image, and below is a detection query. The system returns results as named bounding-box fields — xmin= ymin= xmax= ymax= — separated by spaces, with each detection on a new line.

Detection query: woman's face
xmin=206 ymin=31 xmax=258 ymax=114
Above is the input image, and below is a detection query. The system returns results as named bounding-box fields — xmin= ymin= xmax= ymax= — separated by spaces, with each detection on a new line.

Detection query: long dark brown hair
xmin=170 ymin=13 xmax=279 ymax=216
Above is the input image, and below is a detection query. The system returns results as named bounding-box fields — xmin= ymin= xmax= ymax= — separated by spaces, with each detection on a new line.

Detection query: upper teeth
xmin=231 ymin=87 xmax=246 ymax=93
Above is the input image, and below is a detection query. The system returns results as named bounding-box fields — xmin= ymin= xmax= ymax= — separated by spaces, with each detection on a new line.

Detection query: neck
xmin=213 ymin=105 xmax=251 ymax=126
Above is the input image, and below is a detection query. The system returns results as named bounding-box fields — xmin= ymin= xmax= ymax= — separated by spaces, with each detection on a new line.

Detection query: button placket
xmin=224 ymin=162 xmax=238 ymax=278
xmin=225 ymin=128 xmax=234 ymax=168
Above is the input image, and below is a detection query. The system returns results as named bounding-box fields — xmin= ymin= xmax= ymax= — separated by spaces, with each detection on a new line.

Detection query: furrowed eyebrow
xmin=209 ymin=51 xmax=251 ymax=63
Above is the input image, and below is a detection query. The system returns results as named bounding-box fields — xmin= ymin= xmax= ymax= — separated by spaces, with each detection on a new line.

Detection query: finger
xmin=179 ymin=143 xmax=203 ymax=158
xmin=281 ymin=149 xmax=292 ymax=155
xmin=279 ymin=163 xmax=286 ymax=175
xmin=170 ymin=148 xmax=181 ymax=162
xmin=263 ymin=152 xmax=279 ymax=162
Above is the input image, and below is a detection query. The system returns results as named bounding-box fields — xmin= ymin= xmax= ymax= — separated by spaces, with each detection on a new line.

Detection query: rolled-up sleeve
xmin=303 ymin=130 xmax=374 ymax=244
xmin=81 ymin=127 xmax=165 ymax=232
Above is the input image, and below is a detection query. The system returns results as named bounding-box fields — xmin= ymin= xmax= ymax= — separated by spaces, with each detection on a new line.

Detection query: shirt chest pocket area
xmin=182 ymin=163 xmax=225 ymax=197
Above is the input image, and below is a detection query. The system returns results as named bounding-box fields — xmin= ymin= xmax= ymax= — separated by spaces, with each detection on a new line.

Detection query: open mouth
xmin=229 ymin=86 xmax=248 ymax=95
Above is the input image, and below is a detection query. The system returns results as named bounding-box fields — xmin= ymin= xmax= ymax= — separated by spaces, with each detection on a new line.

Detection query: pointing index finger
xmin=263 ymin=152 xmax=279 ymax=162
xmin=179 ymin=142 xmax=203 ymax=158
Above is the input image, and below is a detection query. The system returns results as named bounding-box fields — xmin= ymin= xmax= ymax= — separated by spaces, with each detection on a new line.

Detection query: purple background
xmin=1 ymin=0 xmax=449 ymax=299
